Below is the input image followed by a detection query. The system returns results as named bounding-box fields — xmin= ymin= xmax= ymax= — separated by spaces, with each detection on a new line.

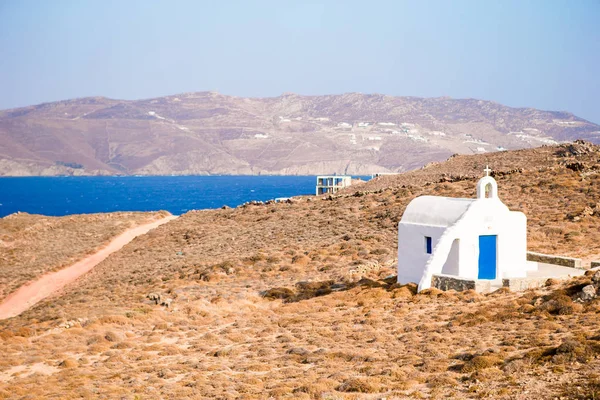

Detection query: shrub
xmin=59 ymin=358 xmax=78 ymax=368
xmin=536 ymin=292 xmax=583 ymax=315
xmin=419 ymin=288 xmax=444 ymax=297
xmin=467 ymin=367 xmax=504 ymax=382
xmin=97 ymin=315 xmax=129 ymax=325
xmin=370 ymin=248 xmax=389 ymax=255
xmin=261 ymin=287 xmax=294 ymax=300
xmin=545 ymin=278 xmax=560 ymax=286
xmin=552 ymin=337 xmax=600 ymax=364
xmin=104 ymin=330 xmax=122 ymax=342
xmin=427 ymin=373 xmax=459 ymax=388
xmin=460 ymin=355 xmax=503 ymax=373
xmin=291 ymin=255 xmax=310 ymax=265
xmin=336 ymin=377 xmax=379 ymax=393
xmin=14 ymin=327 xmax=35 ymax=337
xmin=392 ymin=286 xmax=416 ymax=299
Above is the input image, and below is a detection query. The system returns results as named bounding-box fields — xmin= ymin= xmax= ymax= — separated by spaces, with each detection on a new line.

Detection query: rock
xmin=568 ymin=141 xmax=592 ymax=156
xmin=438 ymin=174 xmax=470 ymax=183
xmin=60 ymin=320 xmax=79 ymax=329
xmin=567 ymin=206 xmax=594 ymax=221
xmin=147 ymin=293 xmax=161 ymax=304
xmin=578 ymin=285 xmax=597 ymax=302
xmin=592 ymin=271 xmax=600 ymax=284
xmin=286 ymin=347 xmax=309 ymax=356
xmin=161 ymin=298 xmax=173 ymax=308
xmin=556 ymin=141 xmax=594 ymax=158
xmin=221 ymin=205 xmax=230 ymax=209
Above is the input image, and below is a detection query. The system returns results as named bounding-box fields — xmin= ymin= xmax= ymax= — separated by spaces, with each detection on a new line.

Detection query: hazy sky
xmin=1 ymin=0 xmax=599 ymax=123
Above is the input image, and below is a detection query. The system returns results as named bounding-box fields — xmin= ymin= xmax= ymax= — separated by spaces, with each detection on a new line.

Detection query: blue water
xmin=0 ymin=176 xmax=362 ymax=217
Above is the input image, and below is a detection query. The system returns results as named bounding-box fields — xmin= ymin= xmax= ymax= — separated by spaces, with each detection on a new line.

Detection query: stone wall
xmin=431 ymin=274 xmax=491 ymax=293
xmin=527 ymin=251 xmax=583 ymax=269
xmin=502 ymin=277 xmax=548 ymax=292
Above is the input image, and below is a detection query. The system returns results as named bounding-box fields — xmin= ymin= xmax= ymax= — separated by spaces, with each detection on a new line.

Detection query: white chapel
xmin=397 ymin=167 xmax=531 ymax=292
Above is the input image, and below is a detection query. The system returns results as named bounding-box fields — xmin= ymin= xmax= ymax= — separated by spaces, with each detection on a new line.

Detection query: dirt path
xmin=0 ymin=215 xmax=177 ymax=320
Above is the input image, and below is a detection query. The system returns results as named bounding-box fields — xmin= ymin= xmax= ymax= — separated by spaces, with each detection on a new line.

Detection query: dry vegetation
xmin=0 ymin=142 xmax=599 ymax=399
xmin=0 ymin=211 xmax=169 ymax=300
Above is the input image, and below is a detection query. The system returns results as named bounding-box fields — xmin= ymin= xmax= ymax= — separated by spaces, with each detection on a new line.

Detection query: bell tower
xmin=476 ymin=165 xmax=498 ymax=199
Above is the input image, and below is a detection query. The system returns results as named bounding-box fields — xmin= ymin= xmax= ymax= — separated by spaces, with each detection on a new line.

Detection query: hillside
xmin=0 ymin=211 xmax=169 ymax=301
xmin=0 ymin=142 xmax=599 ymax=398
xmin=0 ymin=92 xmax=599 ymax=176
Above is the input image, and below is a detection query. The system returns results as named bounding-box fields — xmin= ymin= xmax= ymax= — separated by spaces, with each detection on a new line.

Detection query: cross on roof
xmin=484 ymin=165 xmax=492 ymax=176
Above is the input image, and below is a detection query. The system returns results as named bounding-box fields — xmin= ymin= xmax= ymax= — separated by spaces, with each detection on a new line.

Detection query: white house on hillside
xmin=397 ymin=167 xmax=530 ymax=291
xmin=316 ymin=175 xmax=352 ymax=195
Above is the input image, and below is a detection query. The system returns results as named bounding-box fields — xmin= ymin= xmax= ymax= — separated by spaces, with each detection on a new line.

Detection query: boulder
xmin=578 ymin=285 xmax=597 ymax=302
xmin=147 ymin=293 xmax=161 ymax=304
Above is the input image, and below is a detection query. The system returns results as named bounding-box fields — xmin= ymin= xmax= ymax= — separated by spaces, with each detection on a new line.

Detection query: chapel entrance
xmin=478 ymin=235 xmax=497 ymax=279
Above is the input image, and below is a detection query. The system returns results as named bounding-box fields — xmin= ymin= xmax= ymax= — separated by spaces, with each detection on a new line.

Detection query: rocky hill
xmin=1 ymin=92 xmax=599 ymax=176
xmin=1 ymin=142 xmax=600 ymax=398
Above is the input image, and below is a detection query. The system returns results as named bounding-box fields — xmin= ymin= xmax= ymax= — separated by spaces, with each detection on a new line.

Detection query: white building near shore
xmin=316 ymin=175 xmax=352 ymax=195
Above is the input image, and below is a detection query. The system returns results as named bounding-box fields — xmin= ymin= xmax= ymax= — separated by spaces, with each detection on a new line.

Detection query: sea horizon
xmin=0 ymin=175 xmax=370 ymax=218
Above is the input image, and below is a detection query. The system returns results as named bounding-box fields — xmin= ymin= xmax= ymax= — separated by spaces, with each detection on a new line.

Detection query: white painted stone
xmin=397 ymin=170 xmax=529 ymax=291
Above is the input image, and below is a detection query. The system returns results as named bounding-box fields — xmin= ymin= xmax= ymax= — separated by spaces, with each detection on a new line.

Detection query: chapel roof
xmin=400 ymin=196 xmax=474 ymax=227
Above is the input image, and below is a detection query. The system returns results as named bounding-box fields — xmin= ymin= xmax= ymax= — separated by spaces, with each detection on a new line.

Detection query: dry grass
xmin=0 ymin=142 xmax=600 ymax=398
xmin=0 ymin=211 xmax=169 ymax=300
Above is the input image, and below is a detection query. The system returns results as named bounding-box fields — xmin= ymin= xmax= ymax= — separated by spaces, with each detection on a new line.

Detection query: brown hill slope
xmin=1 ymin=92 xmax=598 ymax=176
xmin=0 ymin=211 xmax=169 ymax=301
xmin=0 ymin=143 xmax=599 ymax=398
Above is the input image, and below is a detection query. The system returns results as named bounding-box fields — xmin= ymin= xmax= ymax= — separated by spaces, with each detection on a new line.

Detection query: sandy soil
xmin=0 ymin=215 xmax=176 ymax=320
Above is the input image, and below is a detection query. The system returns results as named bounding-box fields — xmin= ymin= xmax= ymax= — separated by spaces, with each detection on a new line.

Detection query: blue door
xmin=478 ymin=235 xmax=497 ymax=279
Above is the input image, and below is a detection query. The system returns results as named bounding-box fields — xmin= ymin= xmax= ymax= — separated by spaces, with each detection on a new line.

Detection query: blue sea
xmin=0 ymin=176 xmax=367 ymax=218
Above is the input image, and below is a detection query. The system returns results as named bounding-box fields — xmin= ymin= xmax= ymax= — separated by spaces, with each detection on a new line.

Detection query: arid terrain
xmin=0 ymin=211 xmax=169 ymax=301
xmin=1 ymin=92 xmax=599 ymax=176
xmin=0 ymin=142 xmax=599 ymax=399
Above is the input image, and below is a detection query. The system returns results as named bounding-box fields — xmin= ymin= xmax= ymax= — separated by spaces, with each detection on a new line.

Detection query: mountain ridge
xmin=1 ymin=92 xmax=598 ymax=176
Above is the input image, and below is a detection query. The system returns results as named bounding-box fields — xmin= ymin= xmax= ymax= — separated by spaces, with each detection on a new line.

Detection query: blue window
xmin=425 ymin=236 xmax=432 ymax=254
